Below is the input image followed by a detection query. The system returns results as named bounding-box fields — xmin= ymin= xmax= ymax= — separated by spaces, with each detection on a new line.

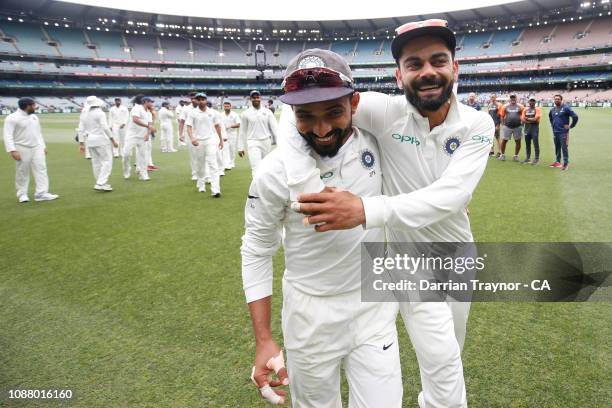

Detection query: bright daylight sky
xmin=58 ymin=0 xmax=523 ymax=21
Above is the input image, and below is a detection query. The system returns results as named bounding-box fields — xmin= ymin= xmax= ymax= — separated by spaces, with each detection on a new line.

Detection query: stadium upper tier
xmin=0 ymin=18 xmax=611 ymax=65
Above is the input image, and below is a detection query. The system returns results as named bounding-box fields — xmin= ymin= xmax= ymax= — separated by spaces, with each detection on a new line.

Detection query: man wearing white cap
xmin=78 ymin=96 xmax=118 ymax=191
xmin=3 ymin=97 xmax=59 ymax=203
xmin=280 ymin=20 xmax=495 ymax=408
xmin=238 ymin=90 xmax=279 ymax=177
xmin=123 ymin=95 xmax=154 ymax=181
xmin=185 ymin=93 xmax=223 ymax=197
xmin=242 ymin=49 xmax=402 ymax=407
xmin=108 ymin=98 xmax=128 ymax=158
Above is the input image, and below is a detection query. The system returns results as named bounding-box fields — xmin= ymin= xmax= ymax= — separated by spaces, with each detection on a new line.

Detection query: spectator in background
xmin=548 ymin=94 xmax=578 ymax=171
xmin=498 ymin=94 xmax=524 ymax=162
xmin=466 ymin=92 xmax=481 ymax=111
xmin=521 ymin=98 xmax=541 ymax=165
xmin=487 ymin=93 xmax=502 ymax=157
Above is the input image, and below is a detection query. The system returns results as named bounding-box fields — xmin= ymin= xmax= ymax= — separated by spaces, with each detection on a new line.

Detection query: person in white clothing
xmin=3 ymin=97 xmax=59 ymax=203
xmin=123 ymin=95 xmax=154 ymax=181
xmin=159 ymin=101 xmax=176 ymax=153
xmin=78 ymin=96 xmax=118 ymax=191
xmin=179 ymin=92 xmax=199 ymax=180
xmin=237 ymin=90 xmax=279 ymax=177
xmin=79 ymin=102 xmax=92 ymax=160
xmin=108 ymin=98 xmax=129 ymax=157
xmin=281 ymin=23 xmax=496 ymax=408
xmin=205 ymin=101 xmax=227 ymax=178
xmin=243 ymin=51 xmax=401 ymax=407
xmin=175 ymin=100 xmax=186 ymax=146
xmin=185 ymin=93 xmax=223 ymax=197
xmin=222 ymin=101 xmax=240 ymax=169
xmin=145 ymin=103 xmax=158 ymax=170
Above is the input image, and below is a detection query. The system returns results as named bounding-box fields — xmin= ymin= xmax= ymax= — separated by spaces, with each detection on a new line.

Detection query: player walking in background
xmin=498 ymin=94 xmax=524 ymax=162
xmin=549 ymin=94 xmax=579 ymax=171
xmin=179 ymin=92 xmax=199 ymax=180
xmin=466 ymin=92 xmax=481 ymax=110
xmin=222 ymin=101 xmax=240 ymax=170
xmin=266 ymin=99 xmax=276 ymax=114
xmin=3 ymin=97 xmax=59 ymax=203
xmin=185 ymin=93 xmax=223 ymax=197
xmin=159 ymin=101 xmax=176 ymax=153
xmin=175 ymin=100 xmax=186 ymax=146
xmin=78 ymin=96 xmax=118 ymax=191
xmin=145 ymin=103 xmax=158 ymax=171
xmin=242 ymin=50 xmax=401 ymax=407
xmin=206 ymin=101 xmax=226 ymax=178
xmin=123 ymin=95 xmax=153 ymax=181
xmin=521 ymin=97 xmax=541 ymax=165
xmin=79 ymin=100 xmax=92 ymax=160
xmin=238 ymin=90 xmax=279 ymax=177
xmin=108 ymin=98 xmax=128 ymax=158
xmin=487 ymin=93 xmax=502 ymax=157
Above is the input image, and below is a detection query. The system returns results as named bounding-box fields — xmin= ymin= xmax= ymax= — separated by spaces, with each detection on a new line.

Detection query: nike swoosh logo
xmin=248 ymin=195 xmax=259 ymax=199
xmin=383 ymin=342 xmax=393 ymax=351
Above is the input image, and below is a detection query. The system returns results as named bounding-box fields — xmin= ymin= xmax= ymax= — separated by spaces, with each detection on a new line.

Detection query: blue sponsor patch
xmin=360 ymin=149 xmax=375 ymax=169
xmin=443 ymin=137 xmax=461 ymax=156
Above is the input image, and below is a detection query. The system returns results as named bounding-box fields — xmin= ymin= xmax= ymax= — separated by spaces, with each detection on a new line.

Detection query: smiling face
xmin=293 ymin=93 xmax=359 ymax=158
xmin=554 ymin=95 xmax=562 ymax=107
xmin=395 ymin=35 xmax=458 ymax=113
xmin=223 ymin=102 xmax=231 ymax=113
xmin=251 ymin=94 xmax=261 ymax=108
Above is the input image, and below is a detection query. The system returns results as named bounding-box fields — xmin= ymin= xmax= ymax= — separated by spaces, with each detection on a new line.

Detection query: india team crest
xmin=360 ymin=149 xmax=375 ymax=169
xmin=443 ymin=137 xmax=461 ymax=156
xmin=298 ymin=55 xmax=326 ymax=69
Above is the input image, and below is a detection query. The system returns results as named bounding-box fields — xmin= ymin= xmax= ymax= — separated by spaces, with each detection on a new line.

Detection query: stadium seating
xmin=46 ymin=26 xmax=94 ymax=59
xmin=87 ymin=30 xmax=129 ymax=60
xmin=0 ymin=21 xmax=55 ymax=56
xmin=159 ymin=36 xmax=191 ymax=63
xmin=353 ymin=40 xmax=383 ymax=63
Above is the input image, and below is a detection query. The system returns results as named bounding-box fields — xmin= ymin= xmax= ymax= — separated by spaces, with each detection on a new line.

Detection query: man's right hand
xmin=9 ymin=151 xmax=21 ymax=161
xmin=191 ymin=139 xmax=199 ymax=147
xmin=238 ymin=150 xmax=245 ymax=158
xmin=251 ymin=339 xmax=289 ymax=405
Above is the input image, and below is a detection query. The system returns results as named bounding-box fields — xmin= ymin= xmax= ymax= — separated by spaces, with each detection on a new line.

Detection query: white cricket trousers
xmin=247 ymin=138 xmax=272 ymax=177
xmin=111 ymin=125 xmax=126 ymax=157
xmin=225 ymin=135 xmax=237 ymax=168
xmin=145 ymin=139 xmax=153 ymax=166
xmin=122 ymin=138 xmax=147 ymax=178
xmin=160 ymin=122 xmax=174 ymax=151
xmin=89 ymin=144 xmax=113 ymax=186
xmin=282 ymin=279 xmax=402 ymax=408
xmin=14 ymin=145 xmax=49 ymax=197
xmin=194 ymin=142 xmax=220 ymax=194
xmin=187 ymin=141 xmax=197 ymax=178
xmin=399 ymin=302 xmax=467 ymax=408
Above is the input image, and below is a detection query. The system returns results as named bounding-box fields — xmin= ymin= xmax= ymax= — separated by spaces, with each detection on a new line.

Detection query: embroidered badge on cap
xmin=298 ymin=55 xmax=326 ymax=69
xmin=360 ymin=149 xmax=375 ymax=169
xmin=443 ymin=137 xmax=461 ymax=156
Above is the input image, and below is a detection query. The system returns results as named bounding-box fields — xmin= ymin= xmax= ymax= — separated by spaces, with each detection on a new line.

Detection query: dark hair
xmin=189 ymin=92 xmax=197 ymax=97
xmin=18 ymin=97 xmax=35 ymax=110
xmin=207 ymin=101 xmax=212 ymax=108
xmin=162 ymin=101 xmax=169 ymax=107
xmin=554 ymin=94 xmax=563 ymax=100
xmin=132 ymin=94 xmax=144 ymax=105
xmin=114 ymin=98 xmax=121 ymax=102
xmin=268 ymin=99 xmax=274 ymax=104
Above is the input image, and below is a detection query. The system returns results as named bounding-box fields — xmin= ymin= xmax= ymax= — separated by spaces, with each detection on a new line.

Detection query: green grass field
xmin=1 ymin=109 xmax=611 ymax=407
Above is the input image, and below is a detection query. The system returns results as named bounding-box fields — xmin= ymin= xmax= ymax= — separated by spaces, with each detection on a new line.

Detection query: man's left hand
xmin=293 ymin=187 xmax=365 ymax=232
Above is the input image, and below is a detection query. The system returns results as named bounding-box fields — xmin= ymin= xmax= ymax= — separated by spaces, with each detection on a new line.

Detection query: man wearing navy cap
xmin=3 ymin=97 xmax=59 ymax=202
xmin=238 ymin=90 xmax=279 ymax=177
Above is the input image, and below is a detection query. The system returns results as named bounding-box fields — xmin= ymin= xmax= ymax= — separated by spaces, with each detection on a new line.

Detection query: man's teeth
xmin=420 ymin=85 xmax=441 ymax=90
xmin=317 ymin=135 xmax=333 ymax=142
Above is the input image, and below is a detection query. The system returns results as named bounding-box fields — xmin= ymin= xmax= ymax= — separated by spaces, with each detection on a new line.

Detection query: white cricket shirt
xmin=3 ymin=109 xmax=45 ymax=152
xmin=108 ymin=105 xmax=129 ymax=127
xmin=185 ymin=107 xmax=221 ymax=141
xmin=238 ymin=106 xmax=278 ymax=151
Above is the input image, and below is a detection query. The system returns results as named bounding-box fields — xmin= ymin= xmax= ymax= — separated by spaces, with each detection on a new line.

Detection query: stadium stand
xmin=0 ymin=21 xmax=55 ymax=56
xmin=87 ymin=30 xmax=128 ymax=60
xmin=46 ymin=26 xmax=94 ymax=59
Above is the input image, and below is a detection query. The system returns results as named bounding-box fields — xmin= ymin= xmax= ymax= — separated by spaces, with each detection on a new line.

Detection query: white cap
xmin=86 ymin=95 xmax=105 ymax=107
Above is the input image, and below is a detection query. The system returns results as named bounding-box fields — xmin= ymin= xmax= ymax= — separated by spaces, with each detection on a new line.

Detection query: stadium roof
xmin=1 ymin=0 xmax=581 ymax=32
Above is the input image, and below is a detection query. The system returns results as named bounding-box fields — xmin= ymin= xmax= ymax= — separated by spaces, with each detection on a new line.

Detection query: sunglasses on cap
xmin=282 ymin=67 xmax=353 ymax=93
xmin=395 ymin=18 xmax=449 ymax=36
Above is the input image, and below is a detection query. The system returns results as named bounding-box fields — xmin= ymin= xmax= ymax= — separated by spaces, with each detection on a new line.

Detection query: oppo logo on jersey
xmin=471 ymin=135 xmax=493 ymax=145
xmin=391 ymin=133 xmax=421 ymax=146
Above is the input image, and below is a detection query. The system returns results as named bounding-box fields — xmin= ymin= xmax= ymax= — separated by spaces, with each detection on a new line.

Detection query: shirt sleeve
xmin=3 ymin=116 xmax=16 ymax=152
xmin=237 ymin=112 xmax=248 ymax=151
xmin=241 ymin=168 xmax=285 ymax=303
xmin=268 ymin=110 xmax=279 ymax=141
xmin=568 ymin=107 xmax=579 ymax=128
xmin=185 ymin=111 xmax=194 ymax=127
xmin=99 ymin=111 xmax=113 ymax=139
xmin=361 ymin=112 xmax=495 ymax=230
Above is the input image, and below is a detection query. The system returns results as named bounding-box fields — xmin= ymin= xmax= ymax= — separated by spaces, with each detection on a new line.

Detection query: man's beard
xmin=252 ymin=101 xmax=260 ymax=108
xmin=300 ymin=125 xmax=352 ymax=158
xmin=404 ymin=77 xmax=454 ymax=112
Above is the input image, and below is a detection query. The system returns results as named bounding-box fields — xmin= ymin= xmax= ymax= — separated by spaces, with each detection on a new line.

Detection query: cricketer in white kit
xmin=108 ymin=98 xmax=129 ymax=157
xmin=158 ymin=102 xmax=176 ymax=153
xmin=280 ymin=23 xmax=495 ymax=408
xmin=78 ymin=96 xmax=118 ymax=191
xmin=123 ymin=96 xmax=154 ymax=181
xmin=3 ymin=97 xmax=59 ymax=203
xmin=185 ymin=93 xmax=223 ymax=197
xmin=237 ymin=90 xmax=279 ymax=177
xmin=242 ymin=50 xmax=402 ymax=408
xmin=179 ymin=93 xmax=199 ymax=180
xmin=222 ymin=101 xmax=240 ymax=169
